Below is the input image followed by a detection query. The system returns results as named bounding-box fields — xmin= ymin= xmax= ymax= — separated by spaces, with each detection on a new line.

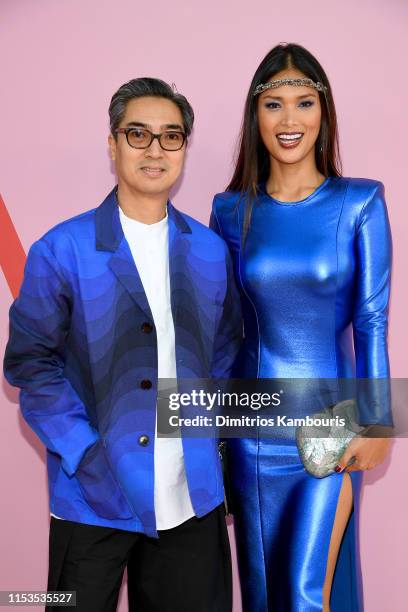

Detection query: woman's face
xmin=257 ymin=68 xmax=322 ymax=167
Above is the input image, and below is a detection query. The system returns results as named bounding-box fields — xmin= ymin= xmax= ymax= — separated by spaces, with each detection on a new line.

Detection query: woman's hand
xmin=335 ymin=435 xmax=392 ymax=473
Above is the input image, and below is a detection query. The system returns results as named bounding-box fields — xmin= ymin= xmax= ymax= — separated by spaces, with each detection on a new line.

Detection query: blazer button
xmin=140 ymin=379 xmax=152 ymax=390
xmin=141 ymin=322 xmax=153 ymax=334
xmin=138 ymin=435 xmax=149 ymax=446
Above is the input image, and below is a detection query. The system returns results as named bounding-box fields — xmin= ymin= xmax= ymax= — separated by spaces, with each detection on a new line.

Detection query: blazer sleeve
xmin=352 ymin=182 xmax=393 ymax=425
xmin=210 ymin=244 xmax=242 ymax=379
xmin=209 ymin=197 xmax=243 ymax=379
xmin=3 ymin=238 xmax=99 ymax=476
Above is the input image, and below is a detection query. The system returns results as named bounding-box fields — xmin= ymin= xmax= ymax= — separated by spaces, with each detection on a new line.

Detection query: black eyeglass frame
xmin=114 ymin=127 xmax=187 ymax=151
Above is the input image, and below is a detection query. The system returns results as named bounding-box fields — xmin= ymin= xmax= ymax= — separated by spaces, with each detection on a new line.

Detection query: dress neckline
xmin=260 ymin=176 xmax=332 ymax=206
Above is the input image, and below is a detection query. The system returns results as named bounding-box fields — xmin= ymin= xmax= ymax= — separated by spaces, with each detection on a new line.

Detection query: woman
xmin=210 ymin=43 xmax=392 ymax=611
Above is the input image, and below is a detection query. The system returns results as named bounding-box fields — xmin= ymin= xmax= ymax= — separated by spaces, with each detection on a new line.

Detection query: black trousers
xmin=46 ymin=505 xmax=232 ymax=612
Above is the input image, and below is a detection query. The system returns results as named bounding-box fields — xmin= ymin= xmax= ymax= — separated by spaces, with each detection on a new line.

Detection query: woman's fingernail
xmin=334 ymin=465 xmax=342 ymax=473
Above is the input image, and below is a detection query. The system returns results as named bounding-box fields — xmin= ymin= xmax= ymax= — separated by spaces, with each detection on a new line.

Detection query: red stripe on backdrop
xmin=0 ymin=194 xmax=26 ymax=299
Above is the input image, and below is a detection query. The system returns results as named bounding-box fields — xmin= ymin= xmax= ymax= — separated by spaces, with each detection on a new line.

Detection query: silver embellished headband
xmin=253 ymin=77 xmax=327 ymax=96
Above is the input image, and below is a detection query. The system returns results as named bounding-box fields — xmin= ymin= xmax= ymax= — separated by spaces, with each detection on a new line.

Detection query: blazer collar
xmin=94 ymin=186 xmax=192 ymax=322
xmin=95 ymin=187 xmax=191 ymax=252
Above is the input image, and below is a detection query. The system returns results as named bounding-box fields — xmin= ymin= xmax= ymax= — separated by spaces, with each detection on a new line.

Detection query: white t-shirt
xmin=51 ymin=205 xmax=195 ymax=531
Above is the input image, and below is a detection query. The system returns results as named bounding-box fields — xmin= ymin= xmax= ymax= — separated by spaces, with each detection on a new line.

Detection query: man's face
xmin=109 ymin=96 xmax=186 ymax=198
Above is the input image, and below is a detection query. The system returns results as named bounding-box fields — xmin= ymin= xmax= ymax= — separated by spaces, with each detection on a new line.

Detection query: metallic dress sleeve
xmin=352 ymin=183 xmax=393 ymax=426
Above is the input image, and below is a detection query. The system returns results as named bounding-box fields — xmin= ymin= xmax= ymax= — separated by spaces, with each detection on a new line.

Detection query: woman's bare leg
xmin=322 ymin=473 xmax=354 ymax=612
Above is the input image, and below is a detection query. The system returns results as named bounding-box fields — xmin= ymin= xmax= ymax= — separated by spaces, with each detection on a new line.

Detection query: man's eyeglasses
xmin=115 ymin=127 xmax=186 ymax=151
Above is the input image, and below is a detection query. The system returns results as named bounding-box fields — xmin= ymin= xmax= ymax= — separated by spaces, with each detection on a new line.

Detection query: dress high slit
xmin=228 ymin=437 xmax=363 ymax=611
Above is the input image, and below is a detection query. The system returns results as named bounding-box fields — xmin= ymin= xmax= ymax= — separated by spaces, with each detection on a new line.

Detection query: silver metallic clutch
xmin=296 ymin=399 xmax=368 ymax=478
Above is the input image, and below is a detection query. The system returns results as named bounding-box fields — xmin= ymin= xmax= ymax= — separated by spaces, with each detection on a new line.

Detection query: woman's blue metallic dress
xmin=210 ymin=177 xmax=392 ymax=611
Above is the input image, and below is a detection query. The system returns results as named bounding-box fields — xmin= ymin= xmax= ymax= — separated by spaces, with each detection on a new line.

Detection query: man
xmin=3 ymin=78 xmax=242 ymax=612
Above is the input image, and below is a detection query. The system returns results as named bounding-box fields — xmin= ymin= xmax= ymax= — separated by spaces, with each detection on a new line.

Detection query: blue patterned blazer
xmin=3 ymin=188 xmax=242 ymax=536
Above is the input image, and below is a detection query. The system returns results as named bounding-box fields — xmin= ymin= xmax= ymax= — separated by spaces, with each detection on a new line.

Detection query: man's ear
xmin=108 ymin=134 xmax=116 ymax=161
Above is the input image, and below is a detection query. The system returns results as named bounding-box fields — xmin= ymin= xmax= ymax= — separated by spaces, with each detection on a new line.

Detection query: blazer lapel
xmin=108 ymin=241 xmax=153 ymax=320
xmin=167 ymin=202 xmax=192 ymax=326
xmin=95 ymin=187 xmax=153 ymax=321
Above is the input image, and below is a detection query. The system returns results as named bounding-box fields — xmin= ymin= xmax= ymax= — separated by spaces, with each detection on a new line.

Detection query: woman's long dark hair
xmin=228 ymin=43 xmax=342 ymax=242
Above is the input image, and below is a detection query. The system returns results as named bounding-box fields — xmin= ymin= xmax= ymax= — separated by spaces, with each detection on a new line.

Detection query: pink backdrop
xmin=1 ymin=0 xmax=407 ymax=610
